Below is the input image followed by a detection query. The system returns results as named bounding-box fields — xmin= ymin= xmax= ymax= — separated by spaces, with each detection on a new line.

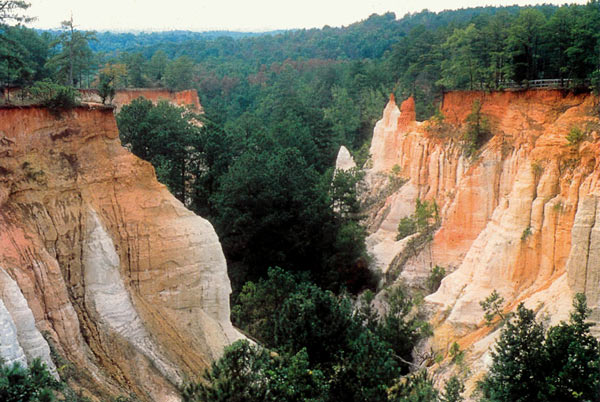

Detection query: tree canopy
xmin=479 ymin=294 xmax=600 ymax=402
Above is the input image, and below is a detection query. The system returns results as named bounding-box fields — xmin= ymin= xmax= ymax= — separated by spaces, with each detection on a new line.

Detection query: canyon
xmin=1 ymin=85 xmax=598 ymax=400
xmin=345 ymin=89 xmax=600 ymax=395
xmin=0 ymin=104 xmax=240 ymax=401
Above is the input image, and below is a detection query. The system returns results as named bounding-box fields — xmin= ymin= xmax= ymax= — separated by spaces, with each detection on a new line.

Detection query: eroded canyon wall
xmin=0 ymin=105 xmax=240 ymax=401
xmin=80 ymin=88 xmax=204 ymax=114
xmin=359 ymin=89 xmax=600 ymax=393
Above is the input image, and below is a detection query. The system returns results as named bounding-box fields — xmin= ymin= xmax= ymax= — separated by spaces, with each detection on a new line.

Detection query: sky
xmin=26 ymin=0 xmax=588 ymax=32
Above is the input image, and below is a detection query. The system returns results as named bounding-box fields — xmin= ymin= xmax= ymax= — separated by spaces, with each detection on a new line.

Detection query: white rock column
xmin=0 ymin=267 xmax=58 ymax=378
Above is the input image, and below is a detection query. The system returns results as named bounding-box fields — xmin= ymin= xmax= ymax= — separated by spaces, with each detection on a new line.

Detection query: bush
xmin=480 ymin=290 xmax=508 ymax=326
xmin=396 ymin=198 xmax=439 ymax=241
xmin=29 ymin=80 xmax=80 ymax=113
xmin=427 ymin=265 xmax=446 ymax=293
xmin=442 ymin=376 xmax=465 ymax=402
xmin=388 ymin=371 xmax=438 ymax=402
xmin=566 ymin=126 xmax=585 ymax=146
xmin=463 ymin=99 xmax=490 ymax=157
xmin=0 ymin=358 xmax=61 ymax=402
xmin=97 ymin=72 xmax=115 ymax=105
xmin=449 ymin=342 xmax=464 ymax=365
xmin=397 ymin=216 xmax=418 ymax=240
xmin=521 ymin=226 xmax=532 ymax=241
xmin=531 ymin=161 xmax=543 ymax=178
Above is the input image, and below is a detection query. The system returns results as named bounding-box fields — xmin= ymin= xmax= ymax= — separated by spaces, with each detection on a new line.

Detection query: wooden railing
xmin=499 ymin=79 xmax=587 ymax=89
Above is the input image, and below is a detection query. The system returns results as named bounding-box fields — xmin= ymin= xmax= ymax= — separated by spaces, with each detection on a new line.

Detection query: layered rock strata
xmin=361 ymin=90 xmax=600 ymax=393
xmin=79 ymin=88 xmax=203 ymax=114
xmin=0 ymin=104 xmax=240 ymax=401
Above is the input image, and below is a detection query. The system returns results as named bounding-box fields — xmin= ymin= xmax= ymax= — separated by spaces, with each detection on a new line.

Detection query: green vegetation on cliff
xmin=479 ymin=294 xmax=600 ymax=402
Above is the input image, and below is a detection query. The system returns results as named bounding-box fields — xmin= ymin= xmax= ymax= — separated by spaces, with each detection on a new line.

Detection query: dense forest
xmin=3 ymin=0 xmax=600 ymax=400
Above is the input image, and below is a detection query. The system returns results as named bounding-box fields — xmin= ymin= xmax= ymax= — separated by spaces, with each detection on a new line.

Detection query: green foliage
xmin=323 ymin=85 xmax=361 ymax=147
xmin=479 ymin=303 xmax=547 ymax=401
xmin=122 ymin=52 xmax=146 ymax=87
xmin=543 ymin=293 xmax=600 ymax=402
xmin=164 ymin=56 xmax=194 ymax=90
xmin=479 ymin=294 xmax=600 ymax=402
xmin=212 ymin=139 xmax=369 ymax=292
xmin=427 ymin=265 xmax=446 ymax=293
xmin=374 ymin=287 xmax=432 ymax=373
xmin=397 ymin=217 xmax=418 ymax=240
xmin=437 ymin=24 xmax=484 ymax=90
xmin=415 ymin=198 xmax=439 ymax=232
xmin=396 ymin=198 xmax=439 ymax=240
xmin=506 ymin=9 xmax=547 ymax=84
xmin=388 ymin=371 xmax=439 ymax=402
xmin=273 ymin=283 xmax=358 ymax=366
xmin=117 ymin=98 xmax=199 ymax=202
xmin=480 ymin=290 xmax=507 ymax=326
xmin=230 ymin=268 xmax=432 ymax=400
xmin=425 ymin=108 xmax=452 ymax=137
xmin=521 ymin=226 xmax=532 ymax=241
xmin=449 ymin=342 xmax=465 ymax=365
xmin=531 ymin=161 xmax=543 ymax=178
xmin=146 ymin=50 xmax=168 ymax=84
xmin=45 ymin=17 xmax=96 ymax=87
xmin=0 ymin=358 xmax=61 ymax=402
xmin=463 ymin=99 xmax=490 ymax=157
xmin=0 ymin=25 xmax=51 ymax=94
xmin=29 ymin=79 xmax=80 ymax=112
xmin=553 ymin=201 xmax=563 ymax=213
xmin=351 ymin=142 xmax=371 ymax=169
xmin=330 ymin=167 xmax=364 ymax=219
xmin=566 ymin=126 xmax=585 ymax=146
xmin=232 ymin=267 xmax=301 ymax=343
xmin=182 ymin=340 xmax=328 ymax=402
xmin=441 ymin=376 xmax=465 ymax=402
xmin=96 ymin=71 xmax=115 ymax=104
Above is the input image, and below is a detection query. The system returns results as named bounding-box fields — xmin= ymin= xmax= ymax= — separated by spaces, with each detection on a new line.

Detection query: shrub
xmin=425 ymin=108 xmax=453 ymax=138
xmin=442 ymin=376 xmax=465 ymax=402
xmin=351 ymin=142 xmax=371 ymax=169
xmin=397 ymin=216 xmax=418 ymax=240
xmin=566 ymin=126 xmax=585 ymax=146
xmin=29 ymin=80 xmax=80 ymax=114
xmin=396 ymin=198 xmax=439 ymax=241
xmin=449 ymin=342 xmax=464 ymax=365
xmin=480 ymin=290 xmax=508 ymax=326
xmin=97 ymin=72 xmax=115 ymax=105
xmin=553 ymin=201 xmax=563 ymax=213
xmin=463 ymin=99 xmax=490 ymax=157
xmin=531 ymin=161 xmax=543 ymax=178
xmin=427 ymin=265 xmax=446 ymax=292
xmin=388 ymin=371 xmax=439 ymax=402
xmin=0 ymin=358 xmax=61 ymax=401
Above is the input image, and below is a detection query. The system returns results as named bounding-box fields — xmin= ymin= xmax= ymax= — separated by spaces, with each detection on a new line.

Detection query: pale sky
xmin=26 ymin=0 xmax=587 ymax=32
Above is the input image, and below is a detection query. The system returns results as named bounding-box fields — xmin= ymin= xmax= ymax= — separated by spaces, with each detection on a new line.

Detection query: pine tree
xmin=441 ymin=376 xmax=465 ymax=402
xmin=544 ymin=294 xmax=600 ymax=401
xmin=479 ymin=303 xmax=547 ymax=401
